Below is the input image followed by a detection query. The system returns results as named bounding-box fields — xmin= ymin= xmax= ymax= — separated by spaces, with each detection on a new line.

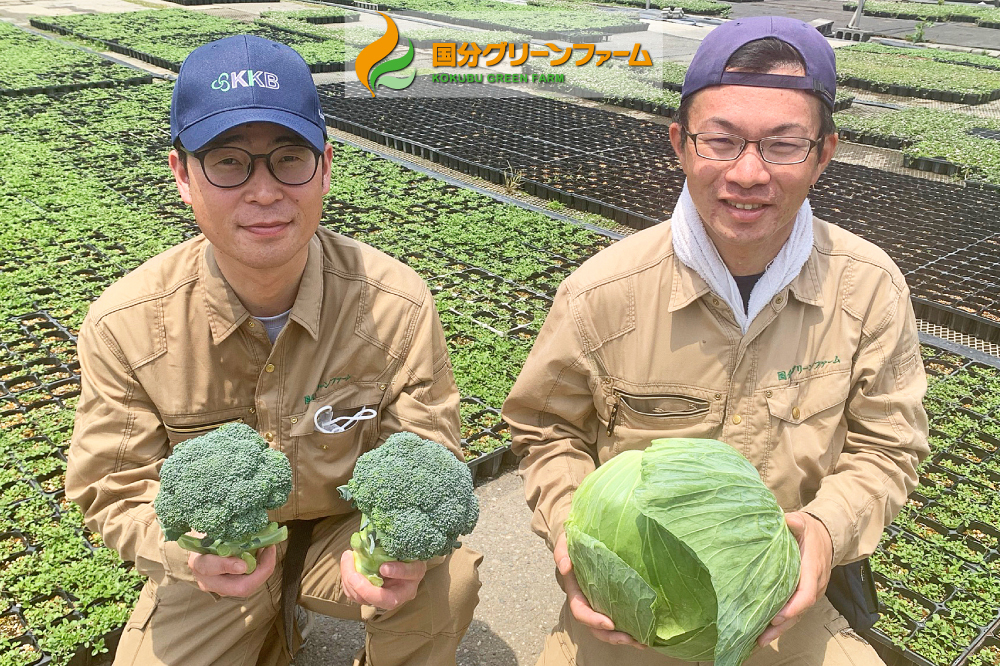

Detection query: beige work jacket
xmin=67 ymin=227 xmax=460 ymax=583
xmin=502 ymin=218 xmax=929 ymax=567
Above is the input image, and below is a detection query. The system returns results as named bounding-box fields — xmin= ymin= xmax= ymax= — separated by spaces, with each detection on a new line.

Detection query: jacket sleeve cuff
xmin=546 ymin=496 xmax=575 ymax=552
xmin=802 ymin=497 xmax=853 ymax=567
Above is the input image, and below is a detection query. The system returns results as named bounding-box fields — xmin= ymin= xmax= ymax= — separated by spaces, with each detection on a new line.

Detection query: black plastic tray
xmin=839 ymin=73 xmax=1000 ymax=105
xmin=0 ymin=75 xmax=154 ymax=98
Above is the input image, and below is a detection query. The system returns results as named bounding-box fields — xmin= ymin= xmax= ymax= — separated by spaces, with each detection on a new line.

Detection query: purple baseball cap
xmin=170 ymin=35 xmax=327 ymax=153
xmin=681 ymin=16 xmax=837 ymax=110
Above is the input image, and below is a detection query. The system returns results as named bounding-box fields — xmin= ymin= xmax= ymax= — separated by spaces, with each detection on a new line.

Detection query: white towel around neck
xmin=670 ymin=182 xmax=815 ymax=334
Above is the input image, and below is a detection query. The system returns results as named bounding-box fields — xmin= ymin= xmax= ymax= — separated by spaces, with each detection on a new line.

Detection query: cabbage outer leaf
xmin=565 ymin=523 xmax=658 ymax=645
xmin=635 ymin=439 xmax=801 ymax=666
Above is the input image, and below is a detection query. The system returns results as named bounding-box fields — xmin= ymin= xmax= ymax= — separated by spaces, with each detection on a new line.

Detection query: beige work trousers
xmin=537 ymin=595 xmax=885 ymax=666
xmin=113 ymin=513 xmax=483 ymax=666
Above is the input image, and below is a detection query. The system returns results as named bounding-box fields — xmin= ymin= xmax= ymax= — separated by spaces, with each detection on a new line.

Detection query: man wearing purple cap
xmin=67 ymin=35 xmax=481 ymax=666
xmin=504 ymin=16 xmax=927 ymax=665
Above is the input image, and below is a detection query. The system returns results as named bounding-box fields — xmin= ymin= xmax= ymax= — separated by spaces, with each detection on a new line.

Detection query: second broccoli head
xmin=339 ymin=431 xmax=480 ymax=586
xmin=154 ymin=422 xmax=292 ymax=574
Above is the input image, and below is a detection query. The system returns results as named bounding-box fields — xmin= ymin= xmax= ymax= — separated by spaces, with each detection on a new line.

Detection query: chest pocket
xmin=601 ymin=386 xmax=723 ymax=459
xmin=764 ymin=371 xmax=852 ymax=485
xmin=289 ymin=382 xmax=386 ymax=449
xmin=765 ymin=372 xmax=851 ymax=425
xmin=287 ymin=382 xmax=387 ymax=518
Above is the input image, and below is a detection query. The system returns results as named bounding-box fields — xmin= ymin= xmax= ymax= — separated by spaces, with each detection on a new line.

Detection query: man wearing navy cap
xmin=67 ymin=35 xmax=481 ymax=666
xmin=503 ymin=16 xmax=928 ymax=665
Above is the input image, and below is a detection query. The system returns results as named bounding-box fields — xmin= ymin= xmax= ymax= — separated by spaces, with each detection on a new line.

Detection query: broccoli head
xmin=154 ymin=422 xmax=292 ymax=574
xmin=338 ymin=431 xmax=479 ymax=586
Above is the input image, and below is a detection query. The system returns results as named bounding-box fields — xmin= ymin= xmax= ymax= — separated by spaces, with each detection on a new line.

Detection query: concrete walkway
xmin=294 ymin=467 xmax=566 ymax=666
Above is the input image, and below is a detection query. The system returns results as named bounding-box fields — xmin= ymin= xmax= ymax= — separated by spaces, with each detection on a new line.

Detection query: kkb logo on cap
xmin=211 ymin=70 xmax=280 ymax=93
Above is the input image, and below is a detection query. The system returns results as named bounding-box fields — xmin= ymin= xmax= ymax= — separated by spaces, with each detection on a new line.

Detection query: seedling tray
xmin=162 ymin=0 xmax=276 ymax=4
xmin=395 ymin=10 xmax=636 ymax=42
xmin=0 ymin=22 xmax=155 ymax=98
xmin=838 ymin=127 xmax=913 ymax=151
xmin=866 ymin=343 xmax=1000 ymax=666
xmin=899 ymin=156 xmax=1000 ymax=192
xmin=839 ymin=74 xmax=1000 ymax=105
xmin=577 ymin=0 xmax=731 ymax=15
xmin=28 ymin=17 xmax=347 ymax=75
xmin=0 ymin=75 xmax=154 ymax=98
xmin=965 ymin=635 xmax=1000 ymax=665
xmin=254 ymin=17 xmax=359 ymax=42
xmin=459 ymin=397 xmax=517 ymax=481
xmin=841 ymin=2 xmax=1000 ymax=29
xmin=288 ymin=13 xmax=361 ymax=24
xmin=323 ymin=0 xmax=649 ymax=39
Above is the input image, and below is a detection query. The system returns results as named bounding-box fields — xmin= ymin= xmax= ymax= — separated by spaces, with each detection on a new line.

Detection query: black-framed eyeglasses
xmin=681 ymin=127 xmax=822 ymax=165
xmin=188 ymin=145 xmax=322 ymax=188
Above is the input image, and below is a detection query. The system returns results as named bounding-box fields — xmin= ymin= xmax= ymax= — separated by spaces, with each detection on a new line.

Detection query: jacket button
xmin=265 ymin=363 xmax=275 ymax=373
xmin=290 ymin=417 xmax=298 ymax=424
xmin=775 ymin=296 xmax=784 ymax=305
xmin=264 ymin=432 xmax=274 ymax=442
xmin=714 ymin=393 xmax=722 ymax=400
xmin=248 ymin=407 xmax=256 ymax=414
xmin=379 ymin=384 xmax=387 ymax=391
xmin=248 ymin=321 xmax=255 ymax=328
xmin=792 ymin=406 xmax=801 ymax=419
xmin=732 ymin=414 xmax=742 ymax=425
xmin=712 ymin=298 xmax=720 ymax=306
xmin=765 ymin=390 xmax=772 ymax=398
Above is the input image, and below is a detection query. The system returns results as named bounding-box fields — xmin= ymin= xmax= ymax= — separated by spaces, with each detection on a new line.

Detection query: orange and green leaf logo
xmin=356 ymin=13 xmax=415 ymax=96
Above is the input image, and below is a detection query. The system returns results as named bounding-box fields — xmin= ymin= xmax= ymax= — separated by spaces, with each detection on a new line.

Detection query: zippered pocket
xmin=607 ymin=389 xmax=711 ymax=436
xmin=163 ymin=415 xmax=250 ymax=447
xmin=164 ymin=417 xmax=244 ymax=434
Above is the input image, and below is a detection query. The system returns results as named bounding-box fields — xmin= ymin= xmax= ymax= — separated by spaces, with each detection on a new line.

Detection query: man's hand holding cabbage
xmin=552 ymin=439 xmax=838 ymax=665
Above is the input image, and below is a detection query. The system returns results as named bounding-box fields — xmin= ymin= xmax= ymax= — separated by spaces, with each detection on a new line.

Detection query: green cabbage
xmin=565 ymin=438 xmax=800 ymax=665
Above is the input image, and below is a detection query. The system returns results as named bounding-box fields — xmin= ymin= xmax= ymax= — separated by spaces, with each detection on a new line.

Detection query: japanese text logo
xmin=356 ymin=13 xmax=415 ymax=96
xmin=432 ymin=42 xmax=651 ymax=69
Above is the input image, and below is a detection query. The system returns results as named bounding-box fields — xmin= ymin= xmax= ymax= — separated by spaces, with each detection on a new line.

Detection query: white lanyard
xmin=313 ymin=405 xmax=378 ymax=434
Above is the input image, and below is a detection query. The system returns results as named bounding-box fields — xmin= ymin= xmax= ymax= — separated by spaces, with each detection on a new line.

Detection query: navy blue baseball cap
xmin=171 ymin=35 xmax=327 ymax=153
xmin=681 ymin=16 xmax=837 ymax=110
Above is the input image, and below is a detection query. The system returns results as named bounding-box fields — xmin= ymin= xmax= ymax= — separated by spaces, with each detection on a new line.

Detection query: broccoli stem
xmin=175 ymin=522 xmax=288 ymax=575
xmin=349 ymin=513 xmax=394 ymax=587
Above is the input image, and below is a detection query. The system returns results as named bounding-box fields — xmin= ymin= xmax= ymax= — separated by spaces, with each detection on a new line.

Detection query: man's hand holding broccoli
xmin=338 ymin=432 xmax=479 ymax=607
xmin=154 ymin=423 xmax=292 ymax=594
xmin=189 ymin=540 xmax=279 ymax=597
xmin=340 ymin=550 xmax=429 ymax=611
